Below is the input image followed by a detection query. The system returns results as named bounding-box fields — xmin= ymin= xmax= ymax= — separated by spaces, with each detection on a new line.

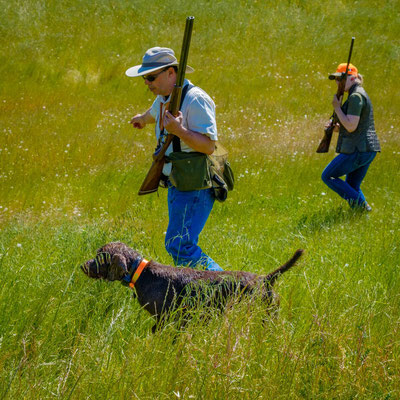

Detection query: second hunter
xmin=321 ymin=63 xmax=381 ymax=211
xmin=127 ymin=47 xmax=223 ymax=271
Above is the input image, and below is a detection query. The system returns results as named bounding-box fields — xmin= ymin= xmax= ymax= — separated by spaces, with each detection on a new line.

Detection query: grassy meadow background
xmin=1 ymin=0 xmax=399 ymax=398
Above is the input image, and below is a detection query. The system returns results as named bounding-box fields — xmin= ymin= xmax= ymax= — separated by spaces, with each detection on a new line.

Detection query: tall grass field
xmin=1 ymin=0 xmax=399 ymax=398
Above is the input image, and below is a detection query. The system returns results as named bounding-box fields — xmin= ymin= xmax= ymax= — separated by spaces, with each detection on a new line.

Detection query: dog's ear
xmin=108 ymin=254 xmax=128 ymax=281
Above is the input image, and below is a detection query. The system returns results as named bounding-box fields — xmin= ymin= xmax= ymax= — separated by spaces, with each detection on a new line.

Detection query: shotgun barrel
xmin=316 ymin=37 xmax=355 ymax=153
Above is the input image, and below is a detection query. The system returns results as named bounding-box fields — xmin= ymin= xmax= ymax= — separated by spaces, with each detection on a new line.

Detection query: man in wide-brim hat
xmin=127 ymin=47 xmax=223 ymax=271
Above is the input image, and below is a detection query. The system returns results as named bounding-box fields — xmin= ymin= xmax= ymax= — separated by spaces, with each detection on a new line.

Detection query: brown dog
xmin=81 ymin=242 xmax=303 ymax=332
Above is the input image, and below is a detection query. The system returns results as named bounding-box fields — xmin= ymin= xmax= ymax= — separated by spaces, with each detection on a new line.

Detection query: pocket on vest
xmin=167 ymin=152 xmax=212 ymax=191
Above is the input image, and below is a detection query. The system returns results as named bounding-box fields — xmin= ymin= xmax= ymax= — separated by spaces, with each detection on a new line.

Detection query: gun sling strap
xmin=172 ymin=83 xmax=194 ymax=152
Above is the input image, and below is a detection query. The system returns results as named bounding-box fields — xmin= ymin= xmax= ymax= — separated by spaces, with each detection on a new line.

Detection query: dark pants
xmin=321 ymin=151 xmax=377 ymax=207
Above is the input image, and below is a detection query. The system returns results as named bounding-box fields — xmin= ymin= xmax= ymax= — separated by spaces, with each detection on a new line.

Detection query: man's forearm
xmin=163 ymin=110 xmax=215 ymax=154
xmin=130 ymin=108 xmax=155 ymax=129
xmin=174 ymin=126 xmax=216 ymax=155
xmin=141 ymin=109 xmax=155 ymax=124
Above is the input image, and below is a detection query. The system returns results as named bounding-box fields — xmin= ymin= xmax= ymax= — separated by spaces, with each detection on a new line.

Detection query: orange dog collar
xmin=129 ymin=259 xmax=149 ymax=289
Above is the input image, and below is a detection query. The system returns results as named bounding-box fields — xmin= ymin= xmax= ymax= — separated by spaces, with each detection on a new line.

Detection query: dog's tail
xmin=265 ymin=249 xmax=304 ymax=286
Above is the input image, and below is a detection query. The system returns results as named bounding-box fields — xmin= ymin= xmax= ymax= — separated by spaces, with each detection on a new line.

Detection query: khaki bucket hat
xmin=126 ymin=47 xmax=194 ymax=77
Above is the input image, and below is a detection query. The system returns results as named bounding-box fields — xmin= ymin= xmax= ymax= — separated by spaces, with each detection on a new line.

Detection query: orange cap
xmin=329 ymin=63 xmax=358 ymax=80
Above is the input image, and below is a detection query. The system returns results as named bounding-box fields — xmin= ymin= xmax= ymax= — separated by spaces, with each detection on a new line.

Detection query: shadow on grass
xmin=296 ymin=206 xmax=369 ymax=233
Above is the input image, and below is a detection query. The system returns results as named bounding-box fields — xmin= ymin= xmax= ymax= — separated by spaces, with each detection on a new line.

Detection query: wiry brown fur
xmin=81 ymin=242 xmax=303 ymax=332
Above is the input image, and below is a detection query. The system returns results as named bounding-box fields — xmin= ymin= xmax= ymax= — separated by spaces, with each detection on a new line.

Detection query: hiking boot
xmin=363 ymin=203 xmax=372 ymax=212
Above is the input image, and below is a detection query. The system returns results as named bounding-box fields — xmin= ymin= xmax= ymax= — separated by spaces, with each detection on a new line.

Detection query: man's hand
xmin=130 ymin=114 xmax=147 ymax=129
xmin=163 ymin=111 xmax=183 ymax=135
xmin=163 ymin=110 xmax=215 ymax=155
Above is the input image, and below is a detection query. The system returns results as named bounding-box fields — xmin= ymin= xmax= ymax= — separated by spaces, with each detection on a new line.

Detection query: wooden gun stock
xmin=138 ymin=17 xmax=194 ymax=195
xmin=317 ymin=37 xmax=355 ymax=154
xmin=138 ymin=135 xmax=174 ymax=195
xmin=316 ymin=114 xmax=337 ymax=153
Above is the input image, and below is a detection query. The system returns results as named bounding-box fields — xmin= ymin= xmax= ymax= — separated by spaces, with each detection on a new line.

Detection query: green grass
xmin=1 ymin=0 xmax=399 ymax=398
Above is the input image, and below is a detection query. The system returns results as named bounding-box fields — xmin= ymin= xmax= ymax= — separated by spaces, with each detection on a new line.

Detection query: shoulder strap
xmin=173 ymin=83 xmax=194 ymax=152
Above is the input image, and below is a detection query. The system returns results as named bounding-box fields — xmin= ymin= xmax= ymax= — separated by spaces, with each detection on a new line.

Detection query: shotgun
xmin=138 ymin=16 xmax=194 ymax=195
xmin=316 ymin=37 xmax=355 ymax=153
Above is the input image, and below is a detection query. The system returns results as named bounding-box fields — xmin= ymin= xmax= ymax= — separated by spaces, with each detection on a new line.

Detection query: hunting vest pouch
xmin=167 ymin=151 xmax=212 ymax=191
xmin=167 ymin=143 xmax=234 ymax=201
xmin=207 ymin=143 xmax=234 ymax=202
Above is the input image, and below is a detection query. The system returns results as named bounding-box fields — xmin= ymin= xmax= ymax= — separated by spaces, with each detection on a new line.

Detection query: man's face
xmin=143 ymin=67 xmax=176 ymax=96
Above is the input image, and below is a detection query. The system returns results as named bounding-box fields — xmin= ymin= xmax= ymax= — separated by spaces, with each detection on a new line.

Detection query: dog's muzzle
xmin=80 ymin=252 xmax=111 ymax=278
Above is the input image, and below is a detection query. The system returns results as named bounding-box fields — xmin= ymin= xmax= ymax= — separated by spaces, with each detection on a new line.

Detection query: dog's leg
xmin=151 ymin=312 xmax=170 ymax=334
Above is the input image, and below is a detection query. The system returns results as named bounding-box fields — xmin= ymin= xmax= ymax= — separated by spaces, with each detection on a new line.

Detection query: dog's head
xmin=80 ymin=251 xmax=130 ymax=281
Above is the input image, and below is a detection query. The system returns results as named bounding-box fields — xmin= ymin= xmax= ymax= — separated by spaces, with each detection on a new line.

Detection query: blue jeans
xmin=165 ymin=186 xmax=223 ymax=271
xmin=321 ymin=151 xmax=377 ymax=207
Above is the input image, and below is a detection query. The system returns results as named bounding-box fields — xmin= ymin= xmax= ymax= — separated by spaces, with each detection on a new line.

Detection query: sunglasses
xmin=142 ymin=67 xmax=169 ymax=82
